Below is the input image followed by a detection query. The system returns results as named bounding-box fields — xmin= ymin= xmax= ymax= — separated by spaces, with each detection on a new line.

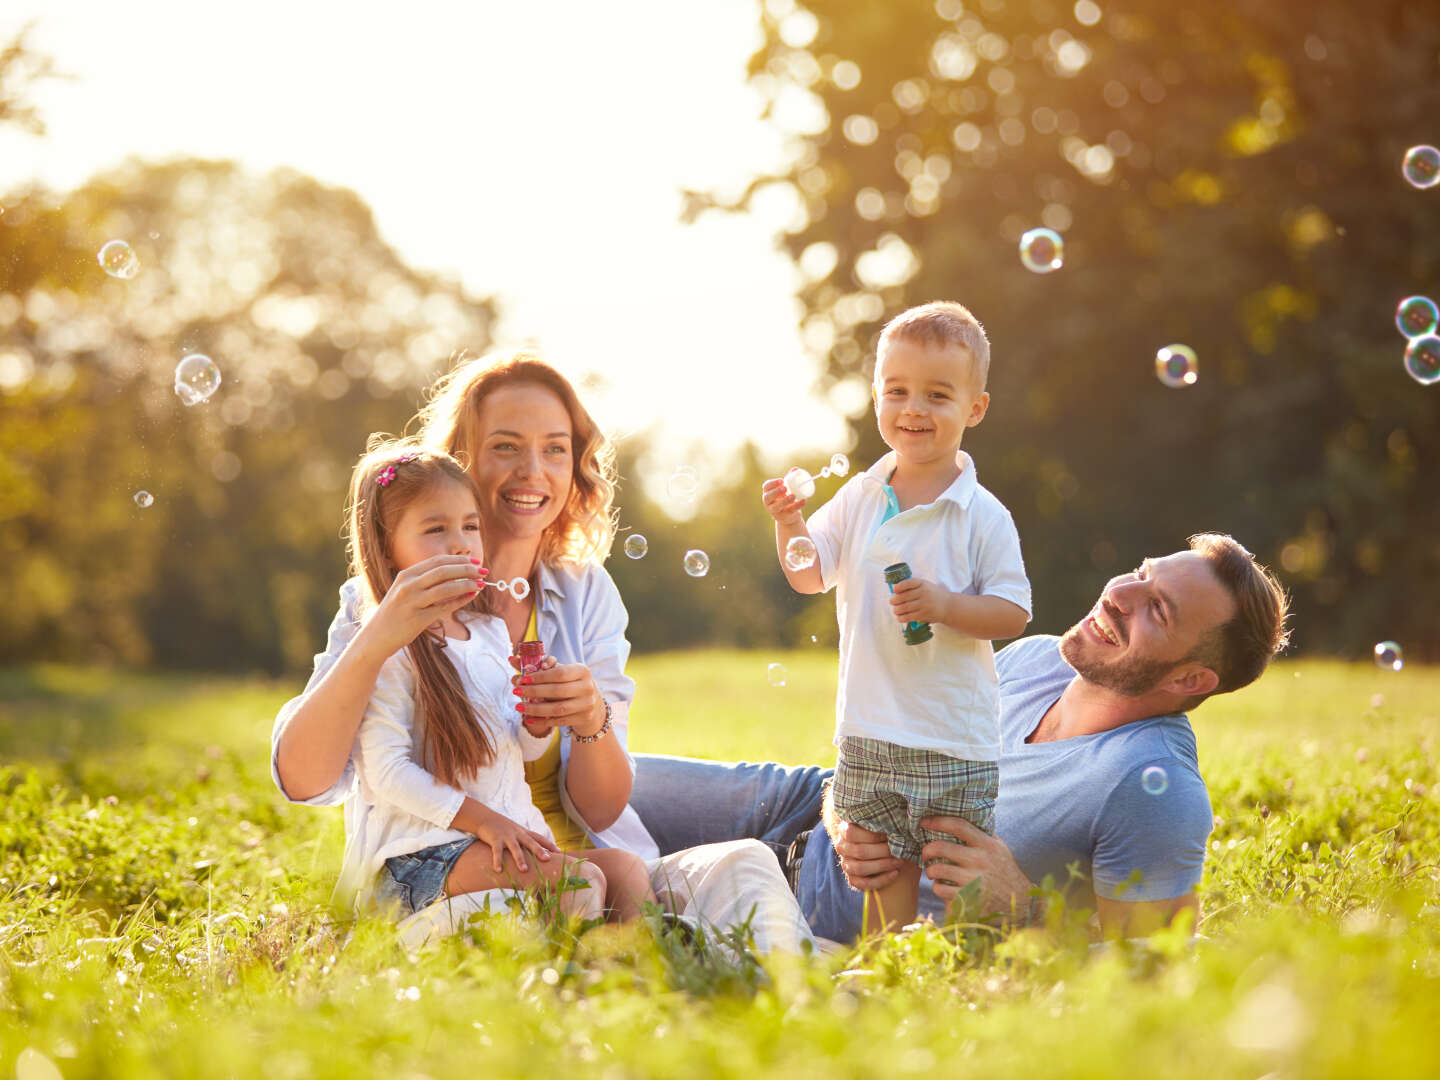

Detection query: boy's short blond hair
xmin=877 ymin=301 xmax=991 ymax=390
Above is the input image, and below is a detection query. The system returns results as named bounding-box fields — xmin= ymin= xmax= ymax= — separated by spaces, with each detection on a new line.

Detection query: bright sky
xmin=0 ymin=0 xmax=853 ymax=475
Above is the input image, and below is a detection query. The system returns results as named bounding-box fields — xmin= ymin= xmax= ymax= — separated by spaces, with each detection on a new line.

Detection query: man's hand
xmin=920 ymin=815 xmax=1034 ymax=920
xmin=827 ymin=814 xmax=903 ymax=892
xmin=888 ymin=577 xmax=953 ymax=625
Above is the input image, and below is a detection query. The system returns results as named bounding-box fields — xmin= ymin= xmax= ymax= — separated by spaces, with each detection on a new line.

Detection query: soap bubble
xmin=1155 ymin=344 xmax=1199 ymax=388
xmin=785 ymin=536 xmax=818 ymax=571
xmin=174 ymin=354 xmax=222 ymax=406
xmin=133 ymin=490 xmax=154 ymax=508
xmin=1402 ymin=145 xmax=1440 ymax=189
xmin=1404 ymin=335 xmax=1440 ymax=385
xmin=1018 ymin=227 xmax=1064 ymax=273
xmin=828 ymin=453 xmax=850 ymax=478
xmin=667 ymin=466 xmax=698 ymax=501
xmin=1140 ymin=765 xmax=1169 ymax=796
xmin=683 ymin=549 xmax=710 ymax=577
xmin=98 ymin=239 xmax=139 ymax=279
xmin=783 ymin=466 xmax=816 ymax=499
xmin=767 ymin=662 xmax=788 ymax=687
xmin=1374 ymin=641 xmax=1404 ymax=672
xmin=509 ymin=577 xmax=531 ymax=601
xmin=1396 ymin=296 xmax=1439 ymax=339
xmin=623 ymin=534 xmax=648 ymax=560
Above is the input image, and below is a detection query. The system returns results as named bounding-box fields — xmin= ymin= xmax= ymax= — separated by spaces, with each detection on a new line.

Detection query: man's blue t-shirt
xmin=798 ymin=635 xmax=1213 ymax=938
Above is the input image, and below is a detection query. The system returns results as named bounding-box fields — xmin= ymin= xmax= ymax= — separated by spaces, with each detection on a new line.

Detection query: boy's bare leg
xmin=445 ymin=843 xmax=605 ymax=921
xmin=865 ymin=859 xmax=921 ymax=935
xmin=582 ymin=848 xmax=657 ymax=922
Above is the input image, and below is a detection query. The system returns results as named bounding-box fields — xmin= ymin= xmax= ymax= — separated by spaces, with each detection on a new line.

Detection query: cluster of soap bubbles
xmin=1395 ymin=296 xmax=1440 ymax=386
xmin=1155 ymin=344 xmax=1199 ymax=388
xmin=480 ymin=576 xmax=532 ymax=601
xmin=1403 ymin=145 xmax=1440 ymax=190
xmin=783 ymin=453 xmax=850 ymax=500
xmin=1374 ymin=641 xmax=1404 ymax=672
xmin=1018 ymin=227 xmax=1064 ymax=274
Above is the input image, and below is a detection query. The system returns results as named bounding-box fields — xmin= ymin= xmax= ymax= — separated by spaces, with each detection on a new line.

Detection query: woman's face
xmin=469 ymin=382 xmax=575 ymax=547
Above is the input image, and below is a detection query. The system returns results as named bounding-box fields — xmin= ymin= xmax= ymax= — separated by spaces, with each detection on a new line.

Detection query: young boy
xmin=762 ymin=301 xmax=1031 ymax=933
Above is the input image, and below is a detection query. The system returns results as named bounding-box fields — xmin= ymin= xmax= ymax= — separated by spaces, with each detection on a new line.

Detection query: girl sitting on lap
xmin=334 ymin=441 xmax=653 ymax=923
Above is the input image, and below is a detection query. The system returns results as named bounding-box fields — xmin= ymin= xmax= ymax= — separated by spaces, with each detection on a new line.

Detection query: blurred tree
xmin=0 ymin=24 xmax=61 ymax=136
xmin=0 ymin=160 xmax=494 ymax=670
xmin=701 ymin=0 xmax=1440 ymax=658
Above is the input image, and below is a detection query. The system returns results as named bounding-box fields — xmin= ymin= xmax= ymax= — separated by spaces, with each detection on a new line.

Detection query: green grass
xmin=2 ymin=653 xmax=1439 ymax=1079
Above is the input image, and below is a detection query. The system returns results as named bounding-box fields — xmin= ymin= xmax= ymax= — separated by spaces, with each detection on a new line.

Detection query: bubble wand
xmin=782 ymin=453 xmax=850 ymax=499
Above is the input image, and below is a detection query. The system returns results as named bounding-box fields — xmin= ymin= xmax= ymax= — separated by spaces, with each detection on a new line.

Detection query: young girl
xmin=333 ymin=440 xmax=655 ymax=923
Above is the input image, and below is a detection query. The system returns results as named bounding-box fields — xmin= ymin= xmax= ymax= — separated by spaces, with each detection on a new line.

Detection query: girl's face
xmin=468 ymin=382 xmax=575 ymax=546
xmin=385 ymin=478 xmax=485 ymax=573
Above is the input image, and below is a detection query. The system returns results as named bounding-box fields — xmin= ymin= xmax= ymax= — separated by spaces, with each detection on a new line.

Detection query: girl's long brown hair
xmin=344 ymin=438 xmax=493 ymax=787
xmin=410 ymin=348 xmax=618 ymax=566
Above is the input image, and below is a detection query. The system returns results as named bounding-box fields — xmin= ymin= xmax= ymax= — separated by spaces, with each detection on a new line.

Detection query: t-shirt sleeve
xmin=269 ymin=579 xmax=364 ymax=806
xmin=970 ymin=501 xmax=1032 ymax=617
xmin=807 ymin=476 xmax=855 ymax=594
xmin=1090 ymin=759 xmax=1213 ymax=902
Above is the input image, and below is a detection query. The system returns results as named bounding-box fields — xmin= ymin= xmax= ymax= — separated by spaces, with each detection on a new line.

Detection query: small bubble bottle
xmin=883 ymin=562 xmax=933 ymax=645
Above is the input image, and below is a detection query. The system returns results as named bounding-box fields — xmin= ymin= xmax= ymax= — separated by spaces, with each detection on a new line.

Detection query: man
xmin=629 ymin=533 xmax=1289 ymax=941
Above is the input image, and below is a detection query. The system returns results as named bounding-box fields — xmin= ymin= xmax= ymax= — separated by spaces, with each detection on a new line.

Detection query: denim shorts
xmin=375 ymin=838 xmax=476 ymax=916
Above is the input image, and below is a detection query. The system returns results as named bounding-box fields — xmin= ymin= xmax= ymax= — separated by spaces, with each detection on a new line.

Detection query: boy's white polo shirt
xmin=808 ymin=450 xmax=1031 ymax=761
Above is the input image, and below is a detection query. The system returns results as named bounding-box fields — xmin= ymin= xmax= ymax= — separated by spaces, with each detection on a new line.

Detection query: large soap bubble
xmin=785 ymin=536 xmax=818 ymax=571
xmin=1373 ymin=640 xmax=1404 ymax=671
xmin=1404 ymin=336 xmax=1440 ymax=385
xmin=133 ymin=490 xmax=154 ymax=508
xmin=1019 ymin=227 xmax=1064 ymax=273
xmin=623 ymin=534 xmax=648 ymax=560
xmin=1155 ymin=344 xmax=1198 ymax=388
xmin=1402 ymin=145 xmax=1440 ymax=190
xmin=683 ymin=549 xmax=710 ymax=578
xmin=174 ymin=354 xmax=222 ymax=406
xmin=1396 ymin=296 xmax=1439 ymax=339
xmin=98 ymin=240 xmax=139 ymax=279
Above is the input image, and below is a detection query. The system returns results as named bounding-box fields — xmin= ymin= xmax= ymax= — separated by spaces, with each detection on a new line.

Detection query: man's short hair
xmin=877 ymin=301 xmax=991 ymax=390
xmin=1185 ymin=533 xmax=1291 ymax=706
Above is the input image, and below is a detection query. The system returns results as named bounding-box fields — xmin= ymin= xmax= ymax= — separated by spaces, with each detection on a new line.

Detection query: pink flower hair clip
xmin=376 ymin=451 xmax=421 ymax=487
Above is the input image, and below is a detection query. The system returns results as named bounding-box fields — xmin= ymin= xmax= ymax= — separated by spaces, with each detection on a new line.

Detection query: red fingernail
xmin=514 ymin=704 xmax=524 ymax=712
xmin=521 ymin=676 xmax=533 ymax=685
xmin=512 ymin=687 xmax=522 ymax=696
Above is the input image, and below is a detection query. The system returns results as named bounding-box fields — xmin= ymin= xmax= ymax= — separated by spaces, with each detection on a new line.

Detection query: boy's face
xmin=872 ymin=337 xmax=989 ymax=465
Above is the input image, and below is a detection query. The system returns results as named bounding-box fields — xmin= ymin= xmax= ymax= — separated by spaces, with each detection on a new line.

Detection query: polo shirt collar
xmin=860 ymin=450 xmax=979 ymax=509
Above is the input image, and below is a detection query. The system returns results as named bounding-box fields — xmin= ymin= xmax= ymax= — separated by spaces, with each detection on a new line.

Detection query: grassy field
xmin=1 ymin=652 xmax=1438 ymax=1079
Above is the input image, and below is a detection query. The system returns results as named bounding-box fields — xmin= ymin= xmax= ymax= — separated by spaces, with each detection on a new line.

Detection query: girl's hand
xmin=761 ymin=478 xmax=806 ymax=526
xmin=511 ymin=658 xmax=607 ymax=740
xmin=469 ymin=808 xmax=558 ymax=874
xmin=366 ymin=554 xmax=484 ymax=654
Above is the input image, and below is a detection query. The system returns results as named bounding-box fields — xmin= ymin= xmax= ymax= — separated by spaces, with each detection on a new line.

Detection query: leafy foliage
xmin=717 ymin=0 xmax=1440 ymax=658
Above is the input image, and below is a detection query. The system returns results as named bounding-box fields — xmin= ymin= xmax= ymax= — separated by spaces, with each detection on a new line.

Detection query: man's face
xmin=1059 ymin=551 xmax=1237 ymax=697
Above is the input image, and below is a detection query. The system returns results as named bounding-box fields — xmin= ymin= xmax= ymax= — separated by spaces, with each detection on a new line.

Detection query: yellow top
xmin=519 ymin=600 xmax=588 ymax=852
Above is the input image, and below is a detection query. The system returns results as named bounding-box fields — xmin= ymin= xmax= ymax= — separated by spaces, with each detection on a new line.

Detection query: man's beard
xmin=1059 ymin=624 xmax=1177 ymax=697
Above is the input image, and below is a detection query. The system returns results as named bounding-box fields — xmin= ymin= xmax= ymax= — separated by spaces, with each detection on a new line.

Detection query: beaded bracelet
xmin=571 ymin=699 xmax=613 ymax=744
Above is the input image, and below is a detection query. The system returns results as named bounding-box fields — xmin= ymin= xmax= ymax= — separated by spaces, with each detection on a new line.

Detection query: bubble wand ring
xmin=782 ymin=452 xmax=850 ymax=499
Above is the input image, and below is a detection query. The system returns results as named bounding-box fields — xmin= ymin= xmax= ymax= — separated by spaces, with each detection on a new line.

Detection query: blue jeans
xmin=630 ymin=755 xmax=947 ymax=941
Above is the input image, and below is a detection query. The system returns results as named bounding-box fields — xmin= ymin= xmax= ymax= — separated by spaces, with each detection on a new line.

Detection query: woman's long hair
xmin=410 ymin=348 xmax=617 ymax=566
xmin=344 ymin=439 xmax=493 ymax=787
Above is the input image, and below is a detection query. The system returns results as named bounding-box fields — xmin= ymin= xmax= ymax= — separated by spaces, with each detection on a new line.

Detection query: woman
xmin=272 ymin=349 xmax=811 ymax=951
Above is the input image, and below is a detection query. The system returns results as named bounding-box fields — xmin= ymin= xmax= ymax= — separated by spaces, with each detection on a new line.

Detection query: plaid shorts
xmin=831 ymin=736 xmax=998 ymax=864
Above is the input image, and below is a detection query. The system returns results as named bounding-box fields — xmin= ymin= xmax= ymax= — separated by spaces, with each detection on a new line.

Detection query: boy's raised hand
xmin=761 ymin=477 xmax=806 ymax=525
